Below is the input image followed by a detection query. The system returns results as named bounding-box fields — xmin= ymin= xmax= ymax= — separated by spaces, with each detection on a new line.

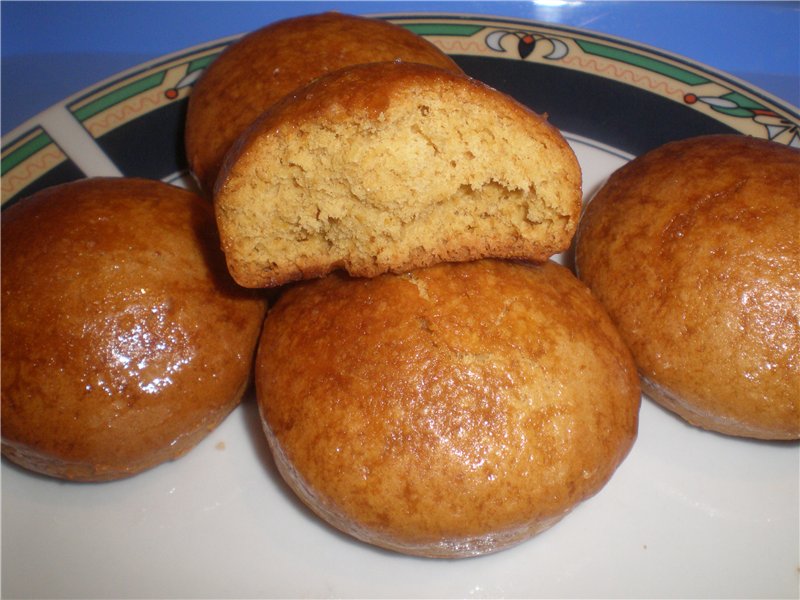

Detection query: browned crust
xmin=1 ymin=178 xmax=268 ymax=481
xmin=575 ymin=134 xmax=800 ymax=440
xmin=256 ymin=259 xmax=640 ymax=557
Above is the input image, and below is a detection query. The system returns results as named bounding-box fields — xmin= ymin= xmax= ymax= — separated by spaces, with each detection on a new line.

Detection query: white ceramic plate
xmin=2 ymin=14 xmax=798 ymax=599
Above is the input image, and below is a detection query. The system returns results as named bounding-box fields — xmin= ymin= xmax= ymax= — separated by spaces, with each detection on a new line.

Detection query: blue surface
xmin=2 ymin=0 xmax=799 ymax=135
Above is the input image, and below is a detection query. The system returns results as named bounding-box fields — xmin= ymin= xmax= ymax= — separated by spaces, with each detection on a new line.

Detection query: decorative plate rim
xmin=2 ymin=12 xmax=798 ymax=207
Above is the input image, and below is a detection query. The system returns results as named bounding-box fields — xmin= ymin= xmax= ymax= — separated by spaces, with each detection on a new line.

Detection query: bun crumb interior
xmin=215 ymin=61 xmax=581 ymax=288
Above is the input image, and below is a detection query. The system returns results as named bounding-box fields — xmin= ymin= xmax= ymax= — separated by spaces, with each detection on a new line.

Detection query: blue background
xmin=2 ymin=1 xmax=799 ymax=135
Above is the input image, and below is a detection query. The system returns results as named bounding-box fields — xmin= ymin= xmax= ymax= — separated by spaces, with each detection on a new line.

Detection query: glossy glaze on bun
xmin=1 ymin=178 xmax=267 ymax=481
xmin=215 ymin=61 xmax=582 ymax=288
xmin=575 ymin=135 xmax=800 ymax=440
xmin=185 ymin=12 xmax=463 ymax=193
xmin=256 ymin=259 xmax=640 ymax=557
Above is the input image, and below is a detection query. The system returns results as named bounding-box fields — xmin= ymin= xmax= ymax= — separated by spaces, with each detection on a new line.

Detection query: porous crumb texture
xmin=185 ymin=12 xmax=463 ymax=193
xmin=215 ymin=62 xmax=581 ymax=288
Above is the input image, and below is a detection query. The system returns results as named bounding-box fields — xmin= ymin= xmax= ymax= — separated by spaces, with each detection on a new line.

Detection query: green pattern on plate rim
xmin=2 ymin=14 xmax=797 ymax=205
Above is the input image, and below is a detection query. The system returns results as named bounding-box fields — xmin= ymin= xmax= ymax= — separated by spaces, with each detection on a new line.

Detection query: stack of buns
xmin=2 ymin=11 xmax=640 ymax=558
xmin=6 ymin=10 xmax=794 ymax=561
xmin=186 ymin=12 xmax=581 ymax=288
xmin=186 ymin=12 xmax=640 ymax=558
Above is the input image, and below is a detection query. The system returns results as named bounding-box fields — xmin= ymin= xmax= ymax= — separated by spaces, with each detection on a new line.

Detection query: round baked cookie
xmin=256 ymin=259 xmax=640 ymax=558
xmin=215 ymin=61 xmax=582 ymax=289
xmin=185 ymin=11 xmax=463 ymax=193
xmin=575 ymin=135 xmax=799 ymax=440
xmin=1 ymin=178 xmax=267 ymax=481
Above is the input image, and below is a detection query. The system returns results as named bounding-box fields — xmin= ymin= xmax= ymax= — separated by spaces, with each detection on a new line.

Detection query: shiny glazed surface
xmin=1 ymin=178 xmax=267 ymax=480
xmin=257 ymin=259 xmax=640 ymax=557
xmin=575 ymin=135 xmax=800 ymax=439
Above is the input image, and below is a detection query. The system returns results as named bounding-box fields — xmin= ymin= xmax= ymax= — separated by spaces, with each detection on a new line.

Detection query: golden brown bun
xmin=215 ymin=61 xmax=582 ymax=289
xmin=185 ymin=12 xmax=463 ymax=193
xmin=1 ymin=178 xmax=267 ymax=481
xmin=256 ymin=259 xmax=640 ymax=558
xmin=575 ymin=135 xmax=800 ymax=440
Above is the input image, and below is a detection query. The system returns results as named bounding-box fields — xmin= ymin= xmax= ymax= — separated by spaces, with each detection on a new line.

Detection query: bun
xmin=256 ymin=259 xmax=640 ymax=558
xmin=1 ymin=178 xmax=267 ymax=481
xmin=575 ymin=135 xmax=800 ymax=440
xmin=215 ymin=61 xmax=582 ymax=288
xmin=185 ymin=12 xmax=462 ymax=193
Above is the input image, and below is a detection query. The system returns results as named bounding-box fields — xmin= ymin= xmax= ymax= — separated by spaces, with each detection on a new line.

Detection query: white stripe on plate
xmin=37 ymin=104 xmax=123 ymax=177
